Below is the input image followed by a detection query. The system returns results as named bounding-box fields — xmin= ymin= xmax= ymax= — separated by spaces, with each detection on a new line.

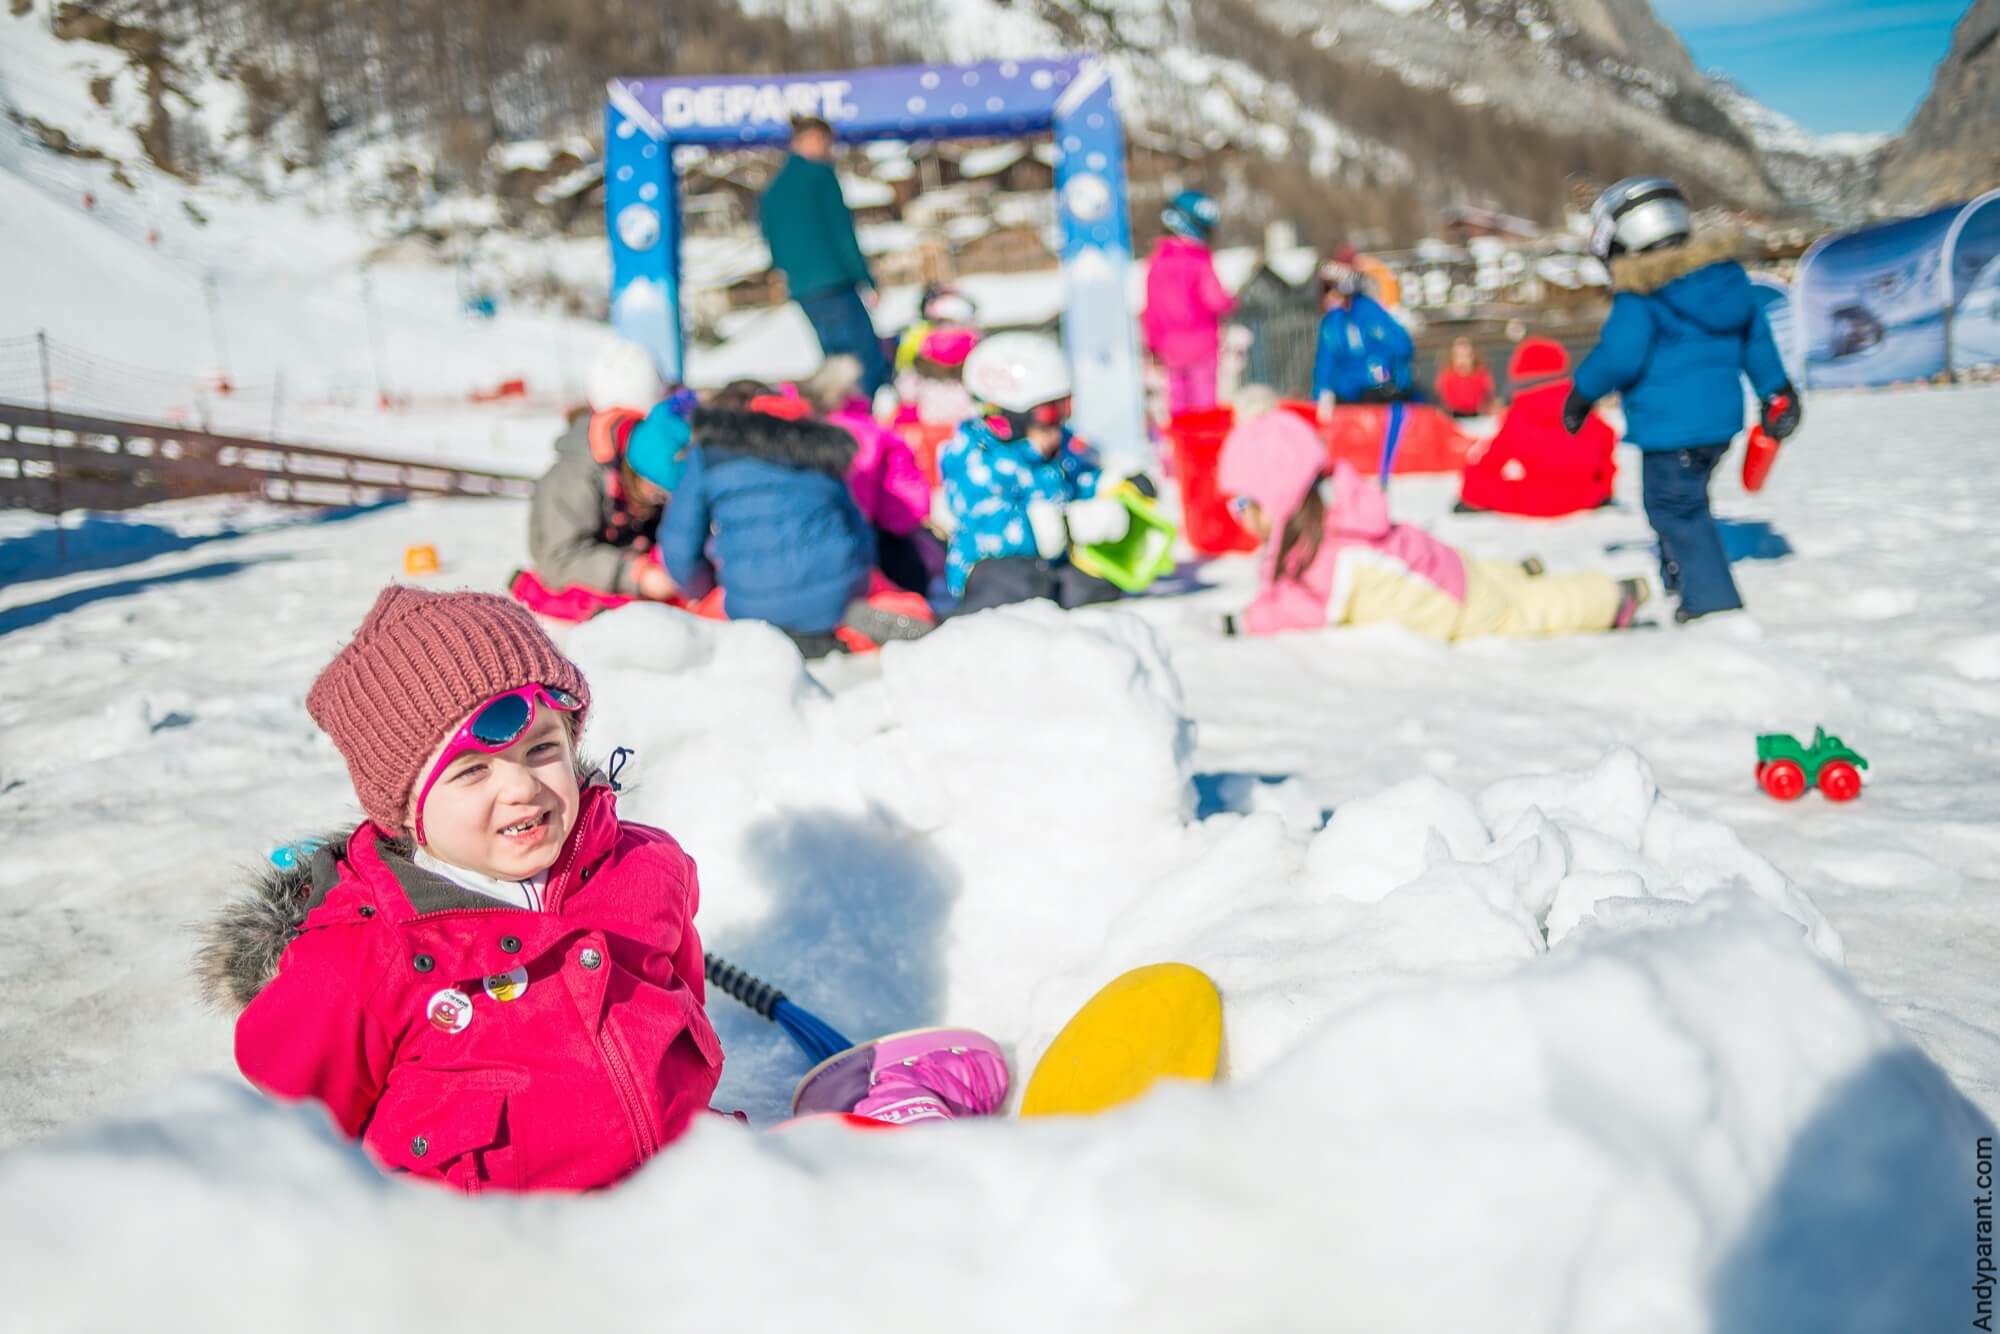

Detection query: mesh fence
xmin=0 ymin=334 xmax=284 ymax=435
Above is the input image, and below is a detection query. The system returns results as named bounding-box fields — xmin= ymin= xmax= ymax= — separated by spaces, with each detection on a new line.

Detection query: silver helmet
xmin=1588 ymin=177 xmax=1691 ymax=261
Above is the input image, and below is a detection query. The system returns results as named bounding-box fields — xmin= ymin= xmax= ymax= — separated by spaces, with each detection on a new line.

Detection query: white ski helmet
xmin=1588 ymin=177 xmax=1692 ymax=262
xmin=961 ymin=332 xmax=1071 ymax=413
xmin=586 ymin=338 xmax=666 ymax=413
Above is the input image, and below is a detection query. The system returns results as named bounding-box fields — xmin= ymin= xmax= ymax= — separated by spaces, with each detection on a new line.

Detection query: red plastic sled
xmin=1165 ymin=401 xmax=1474 ymax=555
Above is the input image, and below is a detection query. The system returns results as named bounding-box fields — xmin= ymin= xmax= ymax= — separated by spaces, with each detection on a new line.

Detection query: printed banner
xmin=1795 ymin=206 xmax=1956 ymax=389
xmin=1944 ymin=189 xmax=2000 ymax=374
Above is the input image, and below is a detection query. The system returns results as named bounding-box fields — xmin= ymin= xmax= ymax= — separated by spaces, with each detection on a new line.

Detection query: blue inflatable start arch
xmin=604 ymin=56 xmax=1147 ymax=460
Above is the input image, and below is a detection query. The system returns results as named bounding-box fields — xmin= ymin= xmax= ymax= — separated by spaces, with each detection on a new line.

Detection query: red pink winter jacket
xmin=1143 ymin=235 xmax=1234 ymax=369
xmin=1458 ymin=338 xmax=1617 ymax=518
xmin=217 ymin=783 xmax=722 ymax=1193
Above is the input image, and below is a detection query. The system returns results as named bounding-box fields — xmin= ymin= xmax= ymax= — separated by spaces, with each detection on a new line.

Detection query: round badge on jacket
xmin=426 ymin=987 xmax=475 ymax=1033
xmin=482 ymin=967 xmax=529 ymax=1003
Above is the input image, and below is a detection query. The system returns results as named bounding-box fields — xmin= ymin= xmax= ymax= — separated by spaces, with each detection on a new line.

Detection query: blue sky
xmin=1653 ymin=0 xmax=1970 ymax=136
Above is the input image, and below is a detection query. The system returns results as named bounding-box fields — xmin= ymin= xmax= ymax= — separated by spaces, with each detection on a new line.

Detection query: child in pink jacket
xmin=805 ymin=355 xmax=941 ymax=595
xmin=1217 ymin=390 xmax=1647 ymax=640
xmin=1143 ymin=191 xmax=1234 ymax=414
xmin=199 ymin=586 xmax=1001 ymax=1193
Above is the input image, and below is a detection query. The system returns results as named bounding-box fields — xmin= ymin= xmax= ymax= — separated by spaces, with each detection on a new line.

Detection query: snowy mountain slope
xmin=0 ymin=385 xmax=1996 ymax=1327
xmin=1706 ymin=74 xmax=1887 ymax=223
xmin=1877 ymin=0 xmax=2000 ymax=208
xmin=0 ymin=8 xmax=613 ymax=468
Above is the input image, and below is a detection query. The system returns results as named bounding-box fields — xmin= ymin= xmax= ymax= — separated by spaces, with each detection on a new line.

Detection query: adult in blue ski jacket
xmin=1565 ymin=225 xmax=1801 ymax=621
xmin=658 ymin=406 xmax=875 ymax=639
xmin=758 ymin=117 xmax=892 ymax=397
xmin=1312 ymin=285 xmax=1415 ymax=410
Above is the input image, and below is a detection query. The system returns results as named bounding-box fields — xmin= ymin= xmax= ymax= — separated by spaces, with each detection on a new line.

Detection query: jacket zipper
xmin=539 ymin=825 xmax=587 ymax=912
xmin=597 ymin=1017 xmax=658 ymax=1164
xmin=541 ymin=805 xmax=653 ymax=1162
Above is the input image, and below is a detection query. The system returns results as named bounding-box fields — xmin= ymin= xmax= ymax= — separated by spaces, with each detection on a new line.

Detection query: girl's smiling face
xmin=409 ymin=707 xmax=580 ymax=879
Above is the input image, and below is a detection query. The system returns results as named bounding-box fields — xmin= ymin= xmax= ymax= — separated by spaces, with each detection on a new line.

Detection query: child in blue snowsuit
xmin=1565 ymin=227 xmax=1798 ymax=622
xmin=658 ymin=403 xmax=878 ymax=654
xmin=939 ymin=416 xmax=1120 ymax=613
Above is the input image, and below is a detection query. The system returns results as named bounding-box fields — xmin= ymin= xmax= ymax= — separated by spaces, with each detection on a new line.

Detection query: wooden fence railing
xmin=0 ymin=400 xmax=536 ymax=515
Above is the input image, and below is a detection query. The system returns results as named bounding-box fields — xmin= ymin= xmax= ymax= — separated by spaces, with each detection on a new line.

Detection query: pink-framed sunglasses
xmin=412 ymin=684 xmax=583 ymax=845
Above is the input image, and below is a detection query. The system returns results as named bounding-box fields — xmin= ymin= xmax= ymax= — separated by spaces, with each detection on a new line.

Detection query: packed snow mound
xmin=3 ymin=600 xmax=1980 ymax=1329
xmin=570 ymin=605 xmax=1845 ymax=1104
xmin=0 ymin=897 xmax=1979 ymax=1331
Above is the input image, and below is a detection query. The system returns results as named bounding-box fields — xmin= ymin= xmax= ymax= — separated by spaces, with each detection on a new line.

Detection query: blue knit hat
xmin=1162 ymin=189 xmax=1220 ymax=241
xmin=624 ymin=401 xmax=691 ymax=492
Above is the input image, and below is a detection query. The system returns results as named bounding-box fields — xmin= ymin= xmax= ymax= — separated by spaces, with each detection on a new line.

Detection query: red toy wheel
xmin=1761 ymin=759 xmax=1806 ymax=801
xmin=1755 ymin=761 xmax=1769 ymax=784
xmin=1818 ymin=761 xmax=1862 ymax=802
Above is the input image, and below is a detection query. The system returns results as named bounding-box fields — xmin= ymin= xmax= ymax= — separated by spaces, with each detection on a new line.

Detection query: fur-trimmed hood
xmin=1609 ymin=229 xmax=1746 ymax=295
xmin=692 ymin=406 xmax=856 ymax=478
xmin=1609 ymin=229 xmax=1758 ymax=336
xmin=194 ymin=828 xmax=356 ymax=1014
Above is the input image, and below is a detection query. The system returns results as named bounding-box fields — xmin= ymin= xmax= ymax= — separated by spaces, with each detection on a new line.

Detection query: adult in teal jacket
xmin=1565 ymin=177 xmax=1800 ymax=623
xmin=758 ymin=116 xmax=892 ymax=397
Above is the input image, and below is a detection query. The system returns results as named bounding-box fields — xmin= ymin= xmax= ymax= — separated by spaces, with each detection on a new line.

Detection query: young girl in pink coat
xmin=199 ymin=586 xmax=1002 ymax=1193
xmin=1143 ymin=191 xmax=1234 ymax=415
xmin=1216 ymin=390 xmax=1647 ymax=640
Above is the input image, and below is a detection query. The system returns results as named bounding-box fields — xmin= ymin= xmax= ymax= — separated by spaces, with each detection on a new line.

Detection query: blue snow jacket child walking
xmin=659 ymin=407 xmax=875 ymax=635
xmin=1571 ymin=230 xmax=1791 ymax=451
xmin=1568 ymin=230 xmax=1798 ymax=621
xmin=1313 ymin=294 xmax=1415 ymax=404
xmin=939 ymin=417 xmax=1102 ymax=597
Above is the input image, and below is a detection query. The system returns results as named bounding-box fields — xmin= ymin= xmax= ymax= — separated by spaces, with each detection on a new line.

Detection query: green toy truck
xmin=1755 ymin=727 xmax=1868 ymax=802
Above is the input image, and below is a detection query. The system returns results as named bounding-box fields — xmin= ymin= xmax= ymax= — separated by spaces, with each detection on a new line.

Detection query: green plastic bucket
xmin=1072 ymin=488 xmax=1179 ymax=594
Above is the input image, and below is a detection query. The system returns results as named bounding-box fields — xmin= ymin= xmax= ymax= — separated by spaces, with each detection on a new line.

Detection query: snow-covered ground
xmin=0 ymin=385 xmax=1994 ymax=1329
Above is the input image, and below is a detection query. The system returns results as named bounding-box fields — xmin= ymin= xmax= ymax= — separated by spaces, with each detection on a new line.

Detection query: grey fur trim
xmin=692 ymin=406 xmax=857 ymax=478
xmin=1609 ymin=229 xmax=1745 ymax=295
xmin=193 ymin=829 xmax=350 ymax=1014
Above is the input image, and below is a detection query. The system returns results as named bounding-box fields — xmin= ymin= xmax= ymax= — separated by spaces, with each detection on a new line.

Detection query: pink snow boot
xmin=851 ymin=1028 xmax=1010 ymax=1125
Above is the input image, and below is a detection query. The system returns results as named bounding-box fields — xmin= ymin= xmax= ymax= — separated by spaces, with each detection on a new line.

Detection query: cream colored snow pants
xmin=1452 ymin=560 xmax=1621 ymax=639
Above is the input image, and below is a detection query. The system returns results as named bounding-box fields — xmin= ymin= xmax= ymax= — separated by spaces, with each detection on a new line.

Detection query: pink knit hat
xmin=306 ymin=585 xmax=591 ymax=831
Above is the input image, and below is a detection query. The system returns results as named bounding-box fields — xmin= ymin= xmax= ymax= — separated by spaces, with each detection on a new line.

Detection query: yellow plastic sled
xmin=1019 ymin=962 xmax=1223 ymax=1117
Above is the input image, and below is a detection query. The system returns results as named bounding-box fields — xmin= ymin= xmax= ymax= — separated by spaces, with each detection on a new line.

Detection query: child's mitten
xmin=1065 ymin=495 xmax=1132 ymax=546
xmin=1760 ymin=388 xmax=1801 ymax=441
xmin=1027 ymin=499 xmax=1069 ymax=560
xmin=1561 ymin=389 xmax=1592 ymax=435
